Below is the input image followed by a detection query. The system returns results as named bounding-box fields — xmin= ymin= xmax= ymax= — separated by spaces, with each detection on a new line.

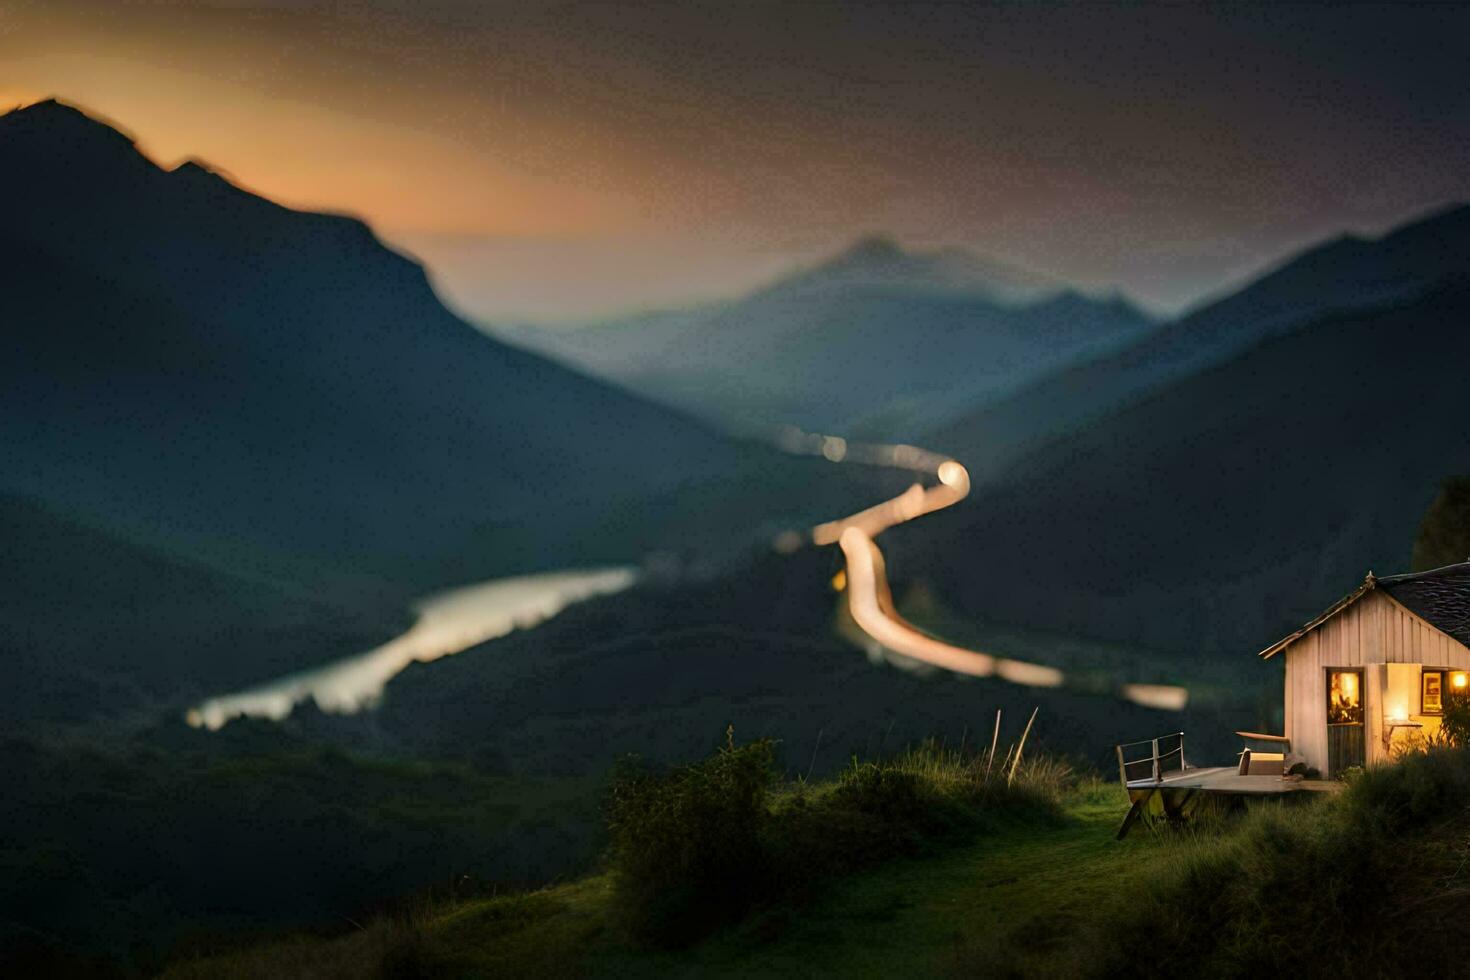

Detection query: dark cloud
xmin=6 ymin=1 xmax=1468 ymax=313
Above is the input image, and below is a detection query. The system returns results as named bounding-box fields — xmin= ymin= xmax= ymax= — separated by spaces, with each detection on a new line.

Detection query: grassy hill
xmin=159 ymin=741 xmax=1470 ymax=979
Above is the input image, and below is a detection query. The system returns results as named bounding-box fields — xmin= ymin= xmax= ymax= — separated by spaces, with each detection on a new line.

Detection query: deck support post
xmin=1116 ymin=798 xmax=1146 ymax=840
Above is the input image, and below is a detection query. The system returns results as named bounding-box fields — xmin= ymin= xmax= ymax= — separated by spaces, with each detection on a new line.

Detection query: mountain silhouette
xmin=759 ymin=234 xmax=1060 ymax=305
xmin=929 ymin=203 xmax=1470 ymax=479
xmin=500 ymin=237 xmax=1151 ymax=439
xmin=1 ymin=100 xmax=761 ymax=582
xmin=900 ymin=223 xmax=1470 ymax=660
xmin=0 ymin=99 xmax=868 ymax=721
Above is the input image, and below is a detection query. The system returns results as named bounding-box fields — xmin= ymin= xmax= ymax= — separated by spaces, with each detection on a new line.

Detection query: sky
xmin=3 ymin=0 xmax=1468 ymax=320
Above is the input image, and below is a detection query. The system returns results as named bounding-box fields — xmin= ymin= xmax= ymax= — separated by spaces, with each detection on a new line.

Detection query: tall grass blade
xmin=1008 ymin=707 xmax=1039 ymax=787
xmin=986 ymin=709 xmax=1001 ymax=782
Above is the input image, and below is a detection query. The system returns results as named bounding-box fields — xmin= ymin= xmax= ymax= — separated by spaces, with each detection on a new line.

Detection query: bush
xmin=1343 ymin=741 xmax=1470 ymax=831
xmin=604 ymin=729 xmax=776 ymax=945
xmin=1440 ymin=688 xmax=1470 ymax=746
xmin=604 ymin=730 xmax=1068 ymax=948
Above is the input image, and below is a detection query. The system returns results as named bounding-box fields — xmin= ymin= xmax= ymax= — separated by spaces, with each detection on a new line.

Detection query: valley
xmin=3 ymin=93 xmax=1467 ymax=978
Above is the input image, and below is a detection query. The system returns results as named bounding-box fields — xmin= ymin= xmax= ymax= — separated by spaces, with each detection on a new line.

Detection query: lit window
xmin=1328 ymin=670 xmax=1363 ymax=726
xmin=1424 ymin=670 xmax=1445 ymax=715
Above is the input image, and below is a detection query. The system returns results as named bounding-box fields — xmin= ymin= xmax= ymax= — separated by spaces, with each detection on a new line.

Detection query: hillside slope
xmin=0 ymin=494 xmax=405 ymax=732
xmin=900 ymin=279 xmax=1470 ymax=660
xmin=0 ymin=99 xmax=904 ymax=725
xmin=930 ymin=203 xmax=1470 ymax=479
xmin=0 ymin=100 xmax=781 ymax=592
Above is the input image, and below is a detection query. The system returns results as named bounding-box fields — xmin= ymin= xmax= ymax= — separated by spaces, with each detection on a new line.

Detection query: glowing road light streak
xmin=809 ymin=438 xmax=1186 ymax=711
xmin=839 ymin=527 xmax=1063 ymax=686
xmin=821 ymin=435 xmax=848 ymax=462
xmin=812 ymin=463 xmax=968 ymax=546
xmin=1119 ymin=684 xmax=1190 ymax=711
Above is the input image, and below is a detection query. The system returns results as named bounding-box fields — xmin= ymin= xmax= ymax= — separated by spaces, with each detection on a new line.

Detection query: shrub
xmin=1440 ymin=687 xmax=1470 ymax=746
xmin=604 ymin=729 xmax=776 ymax=945
xmin=603 ymin=728 xmax=1069 ymax=948
xmin=1343 ymin=741 xmax=1470 ymax=831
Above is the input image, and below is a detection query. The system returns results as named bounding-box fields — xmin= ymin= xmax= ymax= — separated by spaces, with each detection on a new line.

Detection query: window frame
xmin=1423 ymin=668 xmax=1447 ymax=716
xmin=1326 ymin=667 xmax=1365 ymax=727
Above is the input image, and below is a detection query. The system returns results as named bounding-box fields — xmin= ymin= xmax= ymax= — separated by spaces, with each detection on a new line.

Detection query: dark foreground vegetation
xmin=159 ymin=739 xmax=1470 ymax=979
xmin=159 ymin=727 xmax=1073 ymax=977
xmin=604 ymin=727 xmax=1068 ymax=947
xmin=1075 ymin=746 xmax=1470 ymax=979
xmin=0 ymin=736 xmax=600 ymax=978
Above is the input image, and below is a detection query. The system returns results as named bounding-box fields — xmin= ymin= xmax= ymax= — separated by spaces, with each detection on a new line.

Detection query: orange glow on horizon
xmin=0 ymin=48 xmax=638 ymax=239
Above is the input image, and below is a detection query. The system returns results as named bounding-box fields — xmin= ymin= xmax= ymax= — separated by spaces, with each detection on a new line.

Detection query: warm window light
xmin=1328 ymin=670 xmax=1363 ymax=725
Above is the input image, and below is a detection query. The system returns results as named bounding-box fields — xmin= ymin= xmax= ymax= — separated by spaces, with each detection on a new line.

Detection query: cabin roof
xmin=1257 ymin=561 xmax=1470 ymax=660
xmin=1379 ymin=561 xmax=1470 ymax=649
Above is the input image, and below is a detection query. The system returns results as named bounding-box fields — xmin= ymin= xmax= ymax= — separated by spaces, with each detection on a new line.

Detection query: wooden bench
xmin=1235 ymin=731 xmax=1291 ymax=776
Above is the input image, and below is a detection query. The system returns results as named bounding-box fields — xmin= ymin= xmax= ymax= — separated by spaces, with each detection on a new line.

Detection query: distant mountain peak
xmin=766 ymin=234 xmax=1062 ymax=306
xmin=169 ymin=157 xmax=236 ymax=189
xmin=841 ymin=234 xmax=906 ymax=261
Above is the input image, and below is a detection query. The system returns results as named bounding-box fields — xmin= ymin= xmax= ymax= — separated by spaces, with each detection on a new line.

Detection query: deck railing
xmin=1115 ymin=732 xmax=1186 ymax=786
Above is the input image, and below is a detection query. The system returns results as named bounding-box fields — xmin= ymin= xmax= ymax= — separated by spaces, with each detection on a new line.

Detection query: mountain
xmin=760 ymin=235 xmax=1060 ymax=305
xmin=496 ymin=238 xmax=1152 ymax=440
xmin=0 ymin=101 xmax=770 ymax=587
xmin=928 ymin=203 xmax=1470 ymax=480
xmin=0 ymin=100 xmax=897 ymax=723
xmin=896 ymin=270 xmax=1470 ymax=663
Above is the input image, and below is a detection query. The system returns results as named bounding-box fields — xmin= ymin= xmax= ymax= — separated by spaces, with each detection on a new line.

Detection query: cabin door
xmin=1326 ymin=668 xmax=1365 ymax=776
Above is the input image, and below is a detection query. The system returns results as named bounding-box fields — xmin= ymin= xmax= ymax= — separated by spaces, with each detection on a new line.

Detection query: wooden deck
xmin=1117 ymin=766 xmax=1341 ymax=838
xmin=1125 ymin=765 xmax=1340 ymax=795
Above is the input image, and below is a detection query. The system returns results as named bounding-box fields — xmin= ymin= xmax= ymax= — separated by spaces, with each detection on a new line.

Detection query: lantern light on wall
xmin=1383 ymin=663 xmax=1425 ymax=748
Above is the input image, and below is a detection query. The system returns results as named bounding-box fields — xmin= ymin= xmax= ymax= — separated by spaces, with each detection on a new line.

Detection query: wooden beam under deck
xmin=1117 ymin=767 xmax=1341 ymax=839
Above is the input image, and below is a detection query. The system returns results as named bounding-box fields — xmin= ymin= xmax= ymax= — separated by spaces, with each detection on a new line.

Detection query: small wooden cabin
xmin=1259 ymin=561 xmax=1470 ymax=777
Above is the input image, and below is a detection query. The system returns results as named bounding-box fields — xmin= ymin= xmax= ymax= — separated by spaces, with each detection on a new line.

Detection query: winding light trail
xmin=802 ymin=433 xmax=1188 ymax=711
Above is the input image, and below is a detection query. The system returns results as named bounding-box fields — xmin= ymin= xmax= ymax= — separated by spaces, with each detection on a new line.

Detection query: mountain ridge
xmin=899 ymin=275 xmax=1470 ymax=662
xmin=0 ymin=98 xmax=885 ymax=723
xmin=757 ymin=233 xmax=1064 ymax=307
xmin=926 ymin=200 xmax=1470 ymax=478
xmin=497 ymin=236 xmax=1153 ymax=440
